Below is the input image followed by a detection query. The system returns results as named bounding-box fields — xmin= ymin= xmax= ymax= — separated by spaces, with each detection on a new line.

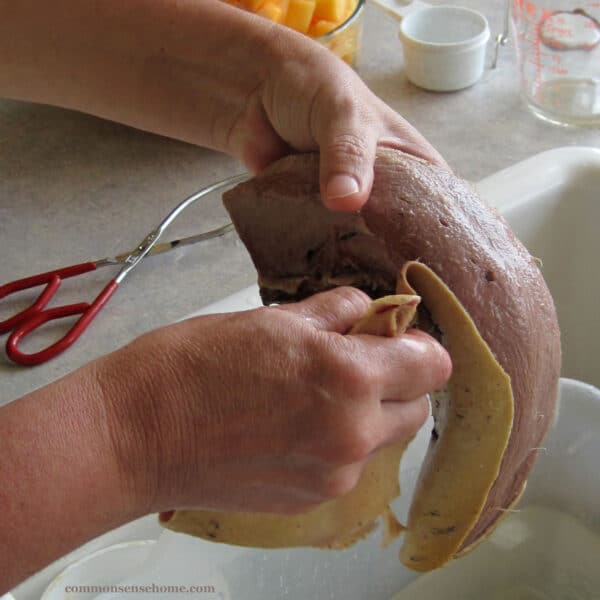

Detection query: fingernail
xmin=326 ymin=174 xmax=360 ymax=201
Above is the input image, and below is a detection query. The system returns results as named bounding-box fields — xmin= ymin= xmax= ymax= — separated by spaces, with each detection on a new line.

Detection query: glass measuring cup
xmin=510 ymin=0 xmax=600 ymax=126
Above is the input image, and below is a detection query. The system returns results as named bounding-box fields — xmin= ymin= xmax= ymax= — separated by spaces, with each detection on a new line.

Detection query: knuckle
xmin=344 ymin=358 xmax=374 ymax=397
xmin=324 ymin=350 xmax=373 ymax=400
xmin=388 ymin=397 xmax=430 ymax=444
xmin=435 ymin=345 xmax=453 ymax=387
xmin=327 ymin=422 xmax=376 ymax=465
xmin=404 ymin=397 xmax=431 ymax=438
xmin=345 ymin=426 xmax=376 ymax=462
xmin=325 ymin=286 xmax=371 ymax=315
xmin=330 ymin=92 xmax=367 ymax=121
xmin=423 ymin=338 xmax=452 ymax=390
xmin=328 ymin=132 xmax=369 ymax=161
xmin=318 ymin=467 xmax=362 ymax=500
xmin=403 ymin=332 xmax=452 ymax=396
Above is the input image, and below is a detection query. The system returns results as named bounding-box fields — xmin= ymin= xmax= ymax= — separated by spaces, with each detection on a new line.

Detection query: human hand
xmin=104 ymin=287 xmax=451 ymax=516
xmin=226 ymin=31 xmax=447 ymax=212
xmin=1 ymin=0 xmax=445 ymax=212
xmin=0 ymin=286 xmax=449 ymax=589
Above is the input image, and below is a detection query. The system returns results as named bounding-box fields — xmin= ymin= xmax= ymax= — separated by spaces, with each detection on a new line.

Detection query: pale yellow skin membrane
xmin=162 ymin=263 xmax=514 ymax=572
xmin=397 ymin=262 xmax=513 ymax=571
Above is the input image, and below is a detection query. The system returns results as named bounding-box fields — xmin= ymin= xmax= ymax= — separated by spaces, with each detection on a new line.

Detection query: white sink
xmin=478 ymin=147 xmax=600 ymax=390
xmin=11 ymin=147 xmax=600 ymax=600
xmin=391 ymin=146 xmax=600 ymax=599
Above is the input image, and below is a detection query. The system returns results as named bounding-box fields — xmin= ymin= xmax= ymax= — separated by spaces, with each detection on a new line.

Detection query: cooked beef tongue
xmin=219 ymin=148 xmax=561 ymax=564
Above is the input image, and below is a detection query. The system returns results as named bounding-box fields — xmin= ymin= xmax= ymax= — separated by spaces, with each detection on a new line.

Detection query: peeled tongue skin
xmin=217 ymin=149 xmax=561 ymax=561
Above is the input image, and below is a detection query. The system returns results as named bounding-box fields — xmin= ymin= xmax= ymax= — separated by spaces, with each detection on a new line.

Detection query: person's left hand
xmin=205 ymin=7 xmax=447 ymax=211
xmin=0 ymin=0 xmax=445 ymax=213
xmin=221 ymin=25 xmax=447 ymax=211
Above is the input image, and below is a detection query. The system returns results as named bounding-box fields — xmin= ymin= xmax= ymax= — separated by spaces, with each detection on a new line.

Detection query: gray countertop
xmin=1 ymin=0 xmax=598 ymax=406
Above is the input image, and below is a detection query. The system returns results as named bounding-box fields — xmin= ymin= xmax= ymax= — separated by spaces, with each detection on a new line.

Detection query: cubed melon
xmin=285 ymin=0 xmax=316 ymax=33
xmin=245 ymin=0 xmax=267 ymax=11
xmin=258 ymin=1 xmax=285 ymax=22
xmin=313 ymin=0 xmax=344 ymax=22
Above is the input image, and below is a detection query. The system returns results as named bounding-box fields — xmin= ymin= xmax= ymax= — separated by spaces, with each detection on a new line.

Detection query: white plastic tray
xmin=9 ymin=146 xmax=600 ymax=600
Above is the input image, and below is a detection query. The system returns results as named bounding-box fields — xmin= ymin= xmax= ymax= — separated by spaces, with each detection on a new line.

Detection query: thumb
xmin=319 ymin=124 xmax=378 ymax=213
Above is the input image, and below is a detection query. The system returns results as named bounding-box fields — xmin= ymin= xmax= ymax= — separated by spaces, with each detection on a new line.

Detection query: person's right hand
xmin=103 ymin=287 xmax=451 ymax=517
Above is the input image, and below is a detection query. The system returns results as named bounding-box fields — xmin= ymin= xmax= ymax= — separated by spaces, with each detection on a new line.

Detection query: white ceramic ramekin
xmin=399 ymin=5 xmax=490 ymax=92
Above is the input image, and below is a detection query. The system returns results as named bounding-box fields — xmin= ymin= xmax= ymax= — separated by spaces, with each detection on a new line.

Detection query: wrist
xmin=51 ymin=357 xmax=148 ymax=525
xmin=94 ymin=337 xmax=162 ymax=518
xmin=96 ymin=326 xmax=201 ymax=516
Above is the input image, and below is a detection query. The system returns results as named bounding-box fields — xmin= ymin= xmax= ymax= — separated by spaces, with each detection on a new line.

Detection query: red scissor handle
xmin=5 ymin=279 xmax=119 ymax=366
xmin=0 ymin=262 xmax=98 ymax=334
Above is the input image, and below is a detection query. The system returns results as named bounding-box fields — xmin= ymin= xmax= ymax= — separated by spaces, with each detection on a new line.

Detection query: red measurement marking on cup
xmin=540 ymin=9 xmax=600 ymax=50
xmin=514 ymin=0 xmax=600 ymax=97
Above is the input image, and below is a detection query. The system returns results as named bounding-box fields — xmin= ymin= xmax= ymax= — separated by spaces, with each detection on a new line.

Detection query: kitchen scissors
xmin=0 ymin=173 xmax=247 ymax=367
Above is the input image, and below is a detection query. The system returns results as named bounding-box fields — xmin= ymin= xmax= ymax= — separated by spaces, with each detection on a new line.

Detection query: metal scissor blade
xmin=101 ymin=172 xmax=247 ymax=277
xmin=145 ymin=221 xmax=234 ymax=257
xmin=111 ymin=221 xmax=234 ymax=264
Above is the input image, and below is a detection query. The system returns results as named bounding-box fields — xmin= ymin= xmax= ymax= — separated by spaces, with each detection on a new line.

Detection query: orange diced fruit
xmin=246 ymin=0 xmax=267 ymax=10
xmin=285 ymin=0 xmax=316 ymax=33
xmin=313 ymin=0 xmax=344 ymax=22
xmin=279 ymin=0 xmax=291 ymax=20
xmin=308 ymin=19 xmax=338 ymax=37
xmin=258 ymin=1 xmax=284 ymax=22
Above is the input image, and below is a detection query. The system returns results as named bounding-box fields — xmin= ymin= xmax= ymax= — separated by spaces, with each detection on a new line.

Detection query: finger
xmin=378 ymin=135 xmax=449 ymax=170
xmin=349 ymin=329 xmax=452 ymax=400
xmin=314 ymin=95 xmax=379 ymax=212
xmin=277 ymin=287 xmax=372 ymax=333
xmin=231 ymin=93 xmax=292 ymax=174
xmin=378 ymin=395 xmax=431 ymax=448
